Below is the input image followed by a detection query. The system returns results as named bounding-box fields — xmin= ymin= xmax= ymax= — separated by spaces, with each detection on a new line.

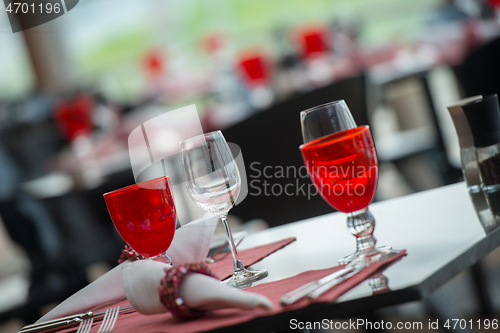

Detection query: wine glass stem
xmin=220 ymin=214 xmax=246 ymax=273
xmin=347 ymin=207 xmax=376 ymax=253
xmin=162 ymin=253 xmax=173 ymax=264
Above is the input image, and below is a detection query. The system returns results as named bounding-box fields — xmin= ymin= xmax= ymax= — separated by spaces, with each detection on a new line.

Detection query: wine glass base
xmin=148 ymin=253 xmax=173 ymax=264
xmin=338 ymin=246 xmax=396 ymax=265
xmin=222 ymin=268 xmax=269 ymax=289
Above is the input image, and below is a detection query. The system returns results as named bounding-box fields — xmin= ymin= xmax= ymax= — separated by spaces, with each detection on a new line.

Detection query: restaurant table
xmin=207 ymin=181 xmax=499 ymax=332
xmin=39 ymin=182 xmax=500 ymax=333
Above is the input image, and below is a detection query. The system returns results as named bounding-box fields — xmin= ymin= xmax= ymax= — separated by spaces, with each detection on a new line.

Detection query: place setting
xmin=19 ymin=100 xmax=406 ymax=333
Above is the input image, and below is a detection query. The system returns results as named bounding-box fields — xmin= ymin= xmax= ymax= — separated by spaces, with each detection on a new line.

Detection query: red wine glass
xmin=299 ymin=100 xmax=394 ymax=264
xmin=104 ymin=176 xmax=177 ymax=260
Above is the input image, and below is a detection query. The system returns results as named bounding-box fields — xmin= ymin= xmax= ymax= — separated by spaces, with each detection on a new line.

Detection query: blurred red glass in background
xmin=53 ymin=93 xmax=94 ymax=142
xmin=238 ymin=53 xmax=270 ymax=87
xmin=143 ymin=49 xmax=166 ymax=80
xmin=202 ymin=33 xmax=226 ymax=55
xmin=487 ymin=0 xmax=500 ymax=8
xmin=299 ymin=27 xmax=330 ymax=59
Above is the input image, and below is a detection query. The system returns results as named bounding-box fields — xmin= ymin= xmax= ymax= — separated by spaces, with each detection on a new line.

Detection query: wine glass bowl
xmin=300 ymin=100 xmax=357 ymax=143
xmin=180 ymin=130 xmax=268 ymax=288
xmin=300 ymin=100 xmax=394 ymax=264
xmin=104 ymin=176 xmax=177 ymax=259
xmin=181 ymin=135 xmax=241 ymax=216
xmin=300 ymin=126 xmax=378 ymax=213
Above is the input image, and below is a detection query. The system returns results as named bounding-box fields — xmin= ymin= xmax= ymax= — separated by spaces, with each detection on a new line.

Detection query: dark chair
xmin=0 ymin=95 xmax=127 ymax=325
xmin=454 ymin=36 xmax=500 ymax=97
xmin=223 ymin=74 xmax=370 ymax=227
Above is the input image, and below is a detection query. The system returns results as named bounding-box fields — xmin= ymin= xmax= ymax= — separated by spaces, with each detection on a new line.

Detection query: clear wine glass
xmin=299 ymin=100 xmax=395 ymax=264
xmin=180 ymin=130 xmax=268 ymax=288
xmin=104 ymin=176 xmax=177 ymax=260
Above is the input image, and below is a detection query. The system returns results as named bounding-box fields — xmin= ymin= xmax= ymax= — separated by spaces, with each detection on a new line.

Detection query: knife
xmin=309 ymin=250 xmax=400 ymax=298
xmin=307 ymin=267 xmax=363 ymax=299
xmin=280 ymin=250 xmax=399 ymax=306
xmin=18 ymin=317 xmax=83 ymax=333
xmin=280 ymin=259 xmax=367 ymax=306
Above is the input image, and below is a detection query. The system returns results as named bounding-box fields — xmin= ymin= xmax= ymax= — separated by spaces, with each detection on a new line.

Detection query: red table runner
xmin=58 ymin=248 xmax=406 ymax=333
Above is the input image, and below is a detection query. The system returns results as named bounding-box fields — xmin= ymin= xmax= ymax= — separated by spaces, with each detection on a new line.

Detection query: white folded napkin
xmin=122 ymin=260 xmax=272 ymax=314
xmin=166 ymin=214 xmax=219 ymax=264
xmin=36 ymin=214 xmax=219 ymax=323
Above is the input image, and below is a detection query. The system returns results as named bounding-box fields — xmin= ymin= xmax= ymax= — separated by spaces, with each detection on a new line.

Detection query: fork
xmin=205 ymin=237 xmax=244 ymax=263
xmin=76 ymin=317 xmax=93 ymax=333
xmin=20 ymin=305 xmax=135 ymax=333
xmin=97 ymin=306 xmax=120 ymax=333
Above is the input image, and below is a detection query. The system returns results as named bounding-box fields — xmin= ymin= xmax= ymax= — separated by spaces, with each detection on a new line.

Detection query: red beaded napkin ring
xmin=118 ymin=245 xmax=145 ymax=264
xmin=159 ymin=263 xmax=218 ymax=320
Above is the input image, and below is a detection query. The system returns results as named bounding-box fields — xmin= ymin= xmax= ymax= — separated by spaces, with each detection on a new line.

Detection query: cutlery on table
xmin=76 ymin=317 xmax=93 ymax=333
xmin=205 ymin=236 xmax=245 ymax=264
xmin=19 ymin=305 xmax=134 ymax=333
xmin=280 ymin=250 xmax=399 ymax=306
xmin=97 ymin=306 xmax=120 ymax=333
